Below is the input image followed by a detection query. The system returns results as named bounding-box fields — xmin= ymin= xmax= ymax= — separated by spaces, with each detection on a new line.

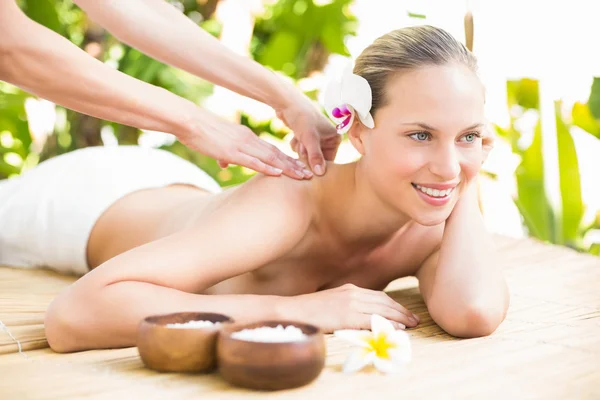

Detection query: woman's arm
xmin=416 ymin=180 xmax=510 ymax=338
xmin=72 ymin=0 xmax=339 ymax=175
xmin=44 ymin=176 xmax=313 ymax=353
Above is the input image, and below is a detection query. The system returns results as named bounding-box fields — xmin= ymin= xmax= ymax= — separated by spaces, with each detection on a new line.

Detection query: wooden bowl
xmin=137 ymin=312 xmax=233 ymax=373
xmin=217 ymin=320 xmax=326 ymax=391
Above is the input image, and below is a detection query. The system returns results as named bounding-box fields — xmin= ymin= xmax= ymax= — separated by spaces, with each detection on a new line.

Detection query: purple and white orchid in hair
xmin=323 ymin=62 xmax=375 ymax=134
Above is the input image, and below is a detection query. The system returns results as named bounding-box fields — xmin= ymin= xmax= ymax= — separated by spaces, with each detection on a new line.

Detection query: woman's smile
xmin=411 ymin=182 xmax=459 ymax=206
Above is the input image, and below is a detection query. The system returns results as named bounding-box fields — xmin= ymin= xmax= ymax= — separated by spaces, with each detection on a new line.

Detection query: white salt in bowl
xmin=217 ymin=320 xmax=326 ymax=391
xmin=137 ymin=312 xmax=234 ymax=373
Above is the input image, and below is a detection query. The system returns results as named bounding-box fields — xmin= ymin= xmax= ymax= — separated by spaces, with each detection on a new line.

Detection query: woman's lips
xmin=411 ymin=183 xmax=456 ymax=206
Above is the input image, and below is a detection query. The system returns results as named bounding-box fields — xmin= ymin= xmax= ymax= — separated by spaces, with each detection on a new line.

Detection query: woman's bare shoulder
xmin=239 ymin=173 xmax=314 ymax=206
xmin=208 ymin=173 xmax=316 ymax=235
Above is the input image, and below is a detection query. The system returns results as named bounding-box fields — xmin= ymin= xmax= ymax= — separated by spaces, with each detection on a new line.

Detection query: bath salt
xmin=231 ymin=324 xmax=307 ymax=342
xmin=166 ymin=320 xmax=221 ymax=329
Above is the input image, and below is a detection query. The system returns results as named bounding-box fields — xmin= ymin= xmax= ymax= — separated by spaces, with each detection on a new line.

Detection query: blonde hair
xmin=354 ymin=25 xmax=478 ymax=115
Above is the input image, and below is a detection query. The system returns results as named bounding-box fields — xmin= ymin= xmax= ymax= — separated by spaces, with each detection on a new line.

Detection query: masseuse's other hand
xmin=283 ymin=284 xmax=420 ymax=333
xmin=276 ymin=93 xmax=340 ymax=176
xmin=182 ymin=108 xmax=312 ymax=180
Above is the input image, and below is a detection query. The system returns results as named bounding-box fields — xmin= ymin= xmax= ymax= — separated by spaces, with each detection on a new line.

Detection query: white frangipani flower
xmin=334 ymin=314 xmax=412 ymax=374
xmin=323 ymin=62 xmax=375 ymax=134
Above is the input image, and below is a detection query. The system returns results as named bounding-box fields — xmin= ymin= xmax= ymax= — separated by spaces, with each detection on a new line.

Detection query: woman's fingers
xmin=350 ymin=287 xmax=419 ymax=327
xmin=380 ymin=294 xmax=419 ymax=322
xmin=351 ymin=313 xmax=404 ymax=331
xmin=358 ymin=301 xmax=414 ymax=328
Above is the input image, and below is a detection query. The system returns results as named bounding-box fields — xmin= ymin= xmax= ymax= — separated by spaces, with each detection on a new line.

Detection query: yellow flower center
xmin=367 ymin=333 xmax=397 ymax=359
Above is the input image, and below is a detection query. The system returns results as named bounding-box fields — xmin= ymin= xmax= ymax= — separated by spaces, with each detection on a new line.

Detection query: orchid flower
xmin=334 ymin=314 xmax=412 ymax=374
xmin=323 ymin=62 xmax=375 ymax=134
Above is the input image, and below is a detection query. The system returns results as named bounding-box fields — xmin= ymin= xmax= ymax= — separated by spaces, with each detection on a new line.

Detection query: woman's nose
xmin=428 ymin=145 xmax=461 ymax=181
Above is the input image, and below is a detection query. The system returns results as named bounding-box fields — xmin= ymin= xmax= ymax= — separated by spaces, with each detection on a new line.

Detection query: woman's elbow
xmin=451 ymin=303 xmax=507 ymax=338
xmin=44 ymin=292 xmax=89 ymax=353
xmin=431 ymin=295 xmax=510 ymax=338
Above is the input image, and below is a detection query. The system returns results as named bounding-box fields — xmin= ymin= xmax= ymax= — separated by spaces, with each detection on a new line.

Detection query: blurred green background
xmin=1 ymin=0 xmax=600 ymax=256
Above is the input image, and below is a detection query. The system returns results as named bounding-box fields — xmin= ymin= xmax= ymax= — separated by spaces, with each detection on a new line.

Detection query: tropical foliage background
xmin=1 ymin=0 xmax=599 ymax=255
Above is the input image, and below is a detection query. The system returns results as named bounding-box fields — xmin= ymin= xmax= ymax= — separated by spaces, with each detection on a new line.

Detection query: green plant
xmin=252 ymin=0 xmax=357 ymax=79
xmin=496 ymin=78 xmax=599 ymax=253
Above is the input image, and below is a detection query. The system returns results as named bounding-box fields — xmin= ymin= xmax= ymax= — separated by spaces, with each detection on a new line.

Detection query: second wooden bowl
xmin=216 ymin=320 xmax=326 ymax=391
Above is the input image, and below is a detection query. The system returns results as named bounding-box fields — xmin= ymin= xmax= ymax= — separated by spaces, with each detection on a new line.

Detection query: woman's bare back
xmin=87 ymin=171 xmax=443 ymax=297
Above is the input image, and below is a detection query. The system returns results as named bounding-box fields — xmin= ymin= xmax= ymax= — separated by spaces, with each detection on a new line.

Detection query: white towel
xmin=0 ymin=146 xmax=221 ymax=276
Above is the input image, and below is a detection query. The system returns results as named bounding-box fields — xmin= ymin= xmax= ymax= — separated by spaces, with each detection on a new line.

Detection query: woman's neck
xmin=316 ymin=161 xmax=411 ymax=247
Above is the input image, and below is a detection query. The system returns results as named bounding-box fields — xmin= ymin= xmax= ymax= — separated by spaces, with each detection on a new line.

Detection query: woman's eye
xmin=410 ymin=132 xmax=430 ymax=141
xmin=460 ymin=132 xmax=480 ymax=143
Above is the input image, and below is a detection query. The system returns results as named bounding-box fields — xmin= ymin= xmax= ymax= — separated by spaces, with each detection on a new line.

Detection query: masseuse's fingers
xmin=302 ymin=131 xmax=327 ymax=176
xmin=233 ymin=133 xmax=311 ymax=179
xmin=239 ymin=137 xmax=312 ymax=179
xmin=180 ymin=109 xmax=310 ymax=178
xmin=294 ymin=142 xmax=309 ymax=166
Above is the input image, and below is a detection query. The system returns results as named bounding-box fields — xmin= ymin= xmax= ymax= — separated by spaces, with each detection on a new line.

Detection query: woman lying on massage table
xmin=0 ymin=25 xmax=508 ymax=353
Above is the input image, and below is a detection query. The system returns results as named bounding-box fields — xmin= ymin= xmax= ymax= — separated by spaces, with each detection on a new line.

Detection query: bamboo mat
xmin=1 ymin=235 xmax=599 ymax=399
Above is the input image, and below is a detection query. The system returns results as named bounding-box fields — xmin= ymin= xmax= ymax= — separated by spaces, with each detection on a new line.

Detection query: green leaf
xmin=587 ymin=77 xmax=600 ymax=119
xmin=0 ymin=92 xmax=28 ymax=114
xmin=572 ymin=102 xmax=600 ymax=138
xmin=320 ymin=22 xmax=350 ymax=56
xmin=514 ymin=120 xmax=554 ymax=242
xmin=258 ymin=31 xmax=301 ymax=71
xmin=0 ymin=158 xmax=20 ymax=176
xmin=494 ymin=123 xmax=522 ymax=153
xmin=556 ymin=103 xmax=584 ymax=247
xmin=493 ymin=124 xmax=510 ymax=140
xmin=120 ymin=49 xmax=165 ymax=84
xmin=0 ymin=90 xmax=32 ymax=152
xmin=137 ymin=59 xmax=165 ymax=84
xmin=407 ymin=12 xmax=426 ymax=19
xmin=507 ymin=79 xmax=539 ymax=110
xmin=23 ymin=0 xmax=64 ymax=35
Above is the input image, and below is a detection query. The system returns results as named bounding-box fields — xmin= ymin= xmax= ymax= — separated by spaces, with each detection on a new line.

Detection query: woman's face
xmin=356 ymin=64 xmax=485 ymax=226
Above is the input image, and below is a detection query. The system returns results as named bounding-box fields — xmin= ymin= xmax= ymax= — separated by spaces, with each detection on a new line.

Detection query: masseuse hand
xmin=215 ymin=91 xmax=341 ymax=178
xmin=277 ymin=92 xmax=341 ymax=176
xmin=282 ymin=284 xmax=420 ymax=333
xmin=185 ymin=107 xmax=313 ymax=179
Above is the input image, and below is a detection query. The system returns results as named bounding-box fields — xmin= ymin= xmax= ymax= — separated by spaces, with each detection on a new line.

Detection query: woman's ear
xmin=347 ymin=120 xmax=367 ymax=155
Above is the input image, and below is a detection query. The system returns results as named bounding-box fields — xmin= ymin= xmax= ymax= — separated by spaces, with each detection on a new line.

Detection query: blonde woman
xmin=1 ymin=25 xmax=507 ymax=353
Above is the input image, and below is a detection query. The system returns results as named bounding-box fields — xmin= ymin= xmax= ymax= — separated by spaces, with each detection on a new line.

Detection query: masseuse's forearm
xmin=45 ymin=281 xmax=286 ymax=353
xmin=73 ymin=0 xmax=294 ymax=111
xmin=0 ymin=2 xmax=197 ymax=139
xmin=430 ymin=181 xmax=509 ymax=333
